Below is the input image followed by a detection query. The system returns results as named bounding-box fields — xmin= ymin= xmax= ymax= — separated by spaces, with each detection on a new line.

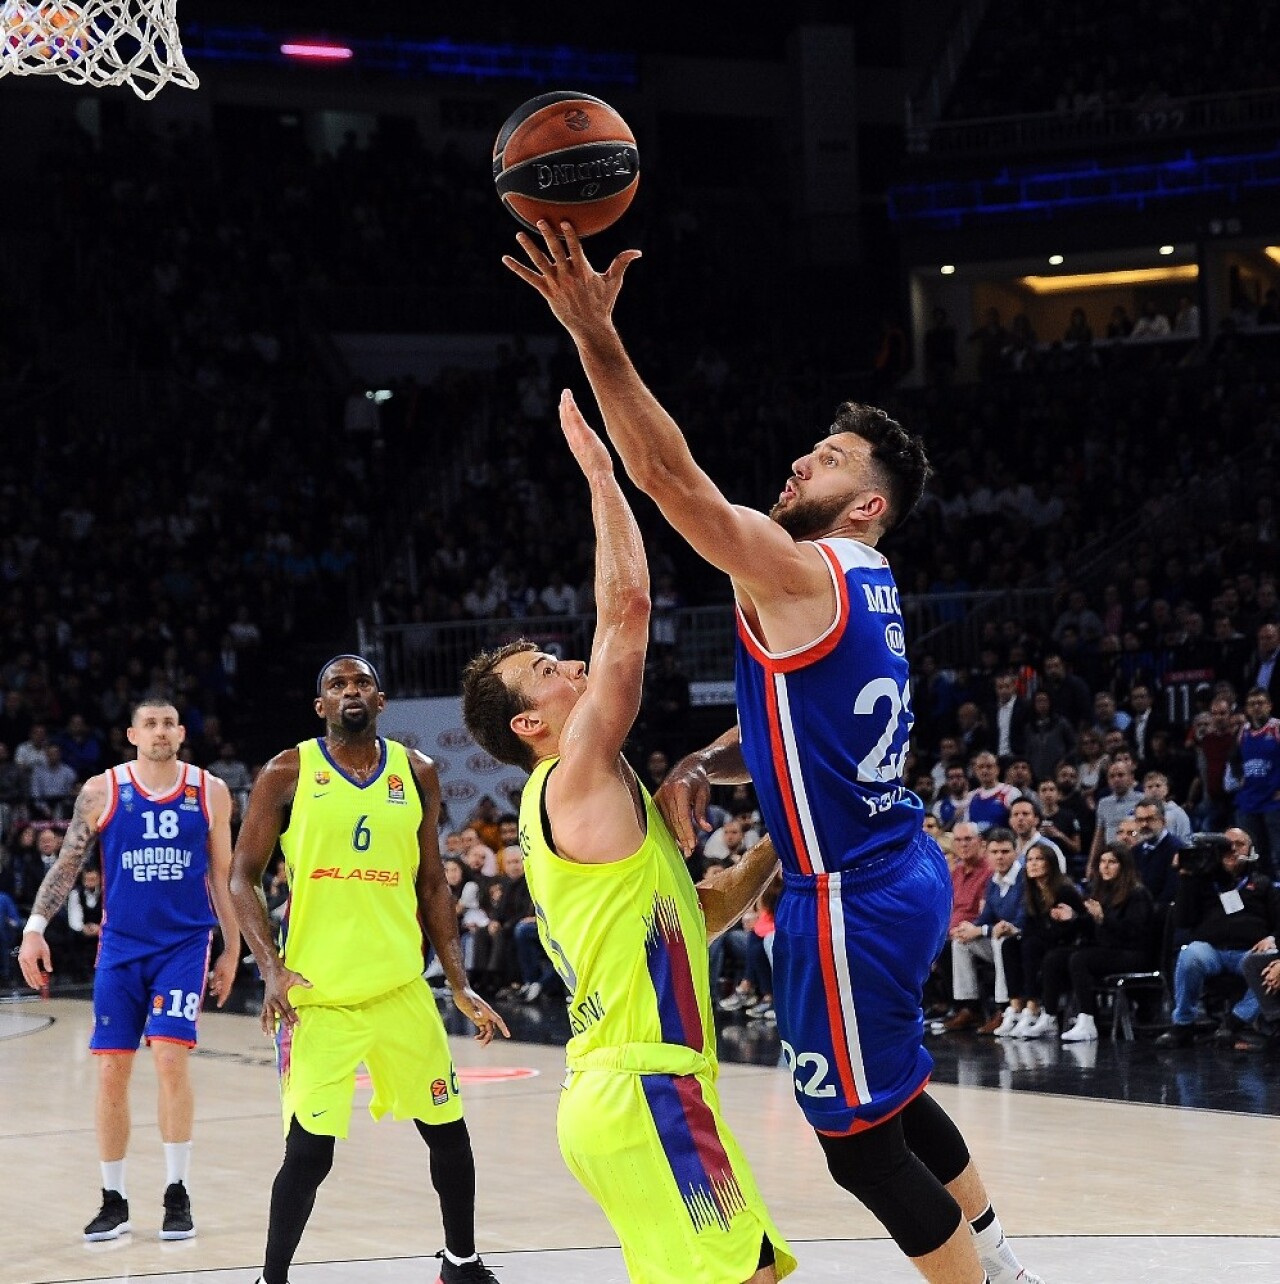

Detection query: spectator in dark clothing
xmin=1040 ymin=653 xmax=1093 ymax=731
xmin=1157 ymin=828 xmax=1280 ymax=1046
xmin=1131 ymin=798 xmax=1183 ymax=904
xmin=481 ymin=846 xmax=548 ymax=1001
xmin=56 ymin=713 xmax=104 ymax=780
xmin=1006 ymin=846 xmax=1087 ymax=1038
xmin=1041 ymin=842 xmax=1154 ymax=1043
xmin=1139 ymin=730 xmax=1197 ymax=807
xmin=988 ymin=672 xmax=1031 ymax=765
xmin=2 ymin=824 xmax=45 ymax=911
xmin=1025 ymin=690 xmax=1076 ymax=785
xmin=1053 ymin=762 xmax=1096 ymax=852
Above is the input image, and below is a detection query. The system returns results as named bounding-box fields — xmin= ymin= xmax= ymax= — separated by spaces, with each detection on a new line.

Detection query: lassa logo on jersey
xmin=387 ymin=774 xmax=406 ymax=804
xmin=310 ymin=866 xmax=402 ymax=885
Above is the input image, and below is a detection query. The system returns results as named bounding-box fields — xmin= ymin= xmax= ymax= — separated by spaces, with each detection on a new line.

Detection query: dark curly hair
xmin=831 ymin=401 xmax=931 ymax=529
xmin=461 ymin=640 xmax=538 ymax=772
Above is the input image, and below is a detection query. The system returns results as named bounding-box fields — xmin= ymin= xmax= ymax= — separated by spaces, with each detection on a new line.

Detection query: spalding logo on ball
xmin=493 ymin=91 xmax=639 ymax=237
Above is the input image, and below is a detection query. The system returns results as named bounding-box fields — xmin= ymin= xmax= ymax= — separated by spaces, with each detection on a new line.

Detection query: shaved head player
xmin=230 ymin=656 xmax=509 ymax=1284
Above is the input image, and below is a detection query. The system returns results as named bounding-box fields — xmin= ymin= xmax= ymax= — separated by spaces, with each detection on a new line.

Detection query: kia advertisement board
xmin=381 ymin=697 xmax=529 ymax=829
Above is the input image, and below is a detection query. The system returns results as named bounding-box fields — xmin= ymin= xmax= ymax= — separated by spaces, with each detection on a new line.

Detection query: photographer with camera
xmin=1155 ymin=828 xmax=1280 ymax=1048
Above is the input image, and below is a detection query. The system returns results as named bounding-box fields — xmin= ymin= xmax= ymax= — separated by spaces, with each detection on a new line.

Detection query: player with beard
xmin=230 ymin=655 xmax=509 ymax=1284
xmin=19 ymin=694 xmax=239 ymax=1244
xmin=505 ymin=222 xmax=1044 ymax=1284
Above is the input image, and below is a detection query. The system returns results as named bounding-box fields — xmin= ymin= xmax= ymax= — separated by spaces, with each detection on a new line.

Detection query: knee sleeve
xmin=817 ymin=1118 xmax=963 ymax=1259
xmin=283 ymin=1116 xmax=336 ymax=1184
xmin=900 ymin=1091 xmax=972 ymax=1187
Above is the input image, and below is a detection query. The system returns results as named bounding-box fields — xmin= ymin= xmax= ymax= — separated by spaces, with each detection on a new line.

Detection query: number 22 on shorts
xmin=781 ymin=1039 xmax=836 ymax=1097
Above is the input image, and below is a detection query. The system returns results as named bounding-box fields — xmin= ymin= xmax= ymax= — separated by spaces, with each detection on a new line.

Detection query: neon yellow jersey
xmin=518 ymin=756 xmax=717 ymax=1073
xmin=279 ymin=737 xmax=424 ymax=1006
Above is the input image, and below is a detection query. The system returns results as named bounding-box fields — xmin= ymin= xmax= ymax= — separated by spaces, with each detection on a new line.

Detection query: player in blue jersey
xmin=19 ymin=694 xmax=239 ymax=1245
xmin=507 ymin=222 xmax=1045 ymax=1284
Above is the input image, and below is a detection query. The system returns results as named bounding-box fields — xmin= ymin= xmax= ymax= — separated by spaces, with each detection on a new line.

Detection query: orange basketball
xmin=493 ymin=91 xmax=640 ymax=237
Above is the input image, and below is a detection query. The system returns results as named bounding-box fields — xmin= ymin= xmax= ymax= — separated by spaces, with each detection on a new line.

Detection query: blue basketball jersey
xmin=96 ymin=762 xmax=216 ymax=965
xmin=734 ymin=538 xmax=924 ymax=878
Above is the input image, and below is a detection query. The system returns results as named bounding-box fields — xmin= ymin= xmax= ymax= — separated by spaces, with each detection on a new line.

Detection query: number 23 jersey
xmin=735 ymin=537 xmax=923 ymax=878
xmin=279 ymin=737 xmax=425 ymax=1007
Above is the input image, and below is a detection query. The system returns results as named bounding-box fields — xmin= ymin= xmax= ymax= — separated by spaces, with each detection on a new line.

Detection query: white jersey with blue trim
xmin=96 ymin=762 xmax=216 ymax=964
xmin=734 ymin=537 xmax=924 ymax=878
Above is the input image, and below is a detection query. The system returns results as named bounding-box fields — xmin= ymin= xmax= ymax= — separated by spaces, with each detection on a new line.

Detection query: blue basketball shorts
xmin=90 ymin=931 xmax=213 ymax=1052
xmin=771 ymin=831 xmax=951 ymax=1135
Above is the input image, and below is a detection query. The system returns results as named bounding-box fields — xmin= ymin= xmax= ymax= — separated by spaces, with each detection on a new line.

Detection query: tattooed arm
xmin=18 ymin=774 xmax=107 ymax=990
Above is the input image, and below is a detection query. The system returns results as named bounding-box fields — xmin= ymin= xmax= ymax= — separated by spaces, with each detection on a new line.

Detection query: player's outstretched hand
xmin=17 ymin=932 xmax=52 ymax=991
xmin=559 ymin=390 xmax=613 ymax=479
xmin=260 ymin=963 xmax=312 ymax=1035
xmin=502 ymin=219 xmax=641 ymax=340
xmin=452 ymin=988 xmax=511 ymax=1047
xmin=655 ymin=753 xmax=714 ymax=856
xmin=207 ymin=949 xmax=239 ymax=1008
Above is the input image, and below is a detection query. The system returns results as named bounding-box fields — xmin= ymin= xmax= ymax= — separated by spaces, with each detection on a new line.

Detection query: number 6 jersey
xmin=734 ymin=537 xmax=924 ymax=878
xmin=96 ymin=762 xmax=217 ymax=965
xmin=278 ymin=738 xmax=425 ymax=1007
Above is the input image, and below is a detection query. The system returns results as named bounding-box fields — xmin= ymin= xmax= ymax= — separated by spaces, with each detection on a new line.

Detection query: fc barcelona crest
xmin=314 ymin=771 xmax=331 ymax=786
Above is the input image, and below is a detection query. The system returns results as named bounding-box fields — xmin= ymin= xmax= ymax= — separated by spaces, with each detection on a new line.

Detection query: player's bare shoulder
xmin=76 ymin=771 xmax=111 ymax=831
xmin=251 ymin=746 xmax=303 ymax=805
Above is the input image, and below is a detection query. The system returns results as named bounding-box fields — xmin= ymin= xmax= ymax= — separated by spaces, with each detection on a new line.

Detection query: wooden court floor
xmin=3 ymin=996 xmax=1279 ymax=1283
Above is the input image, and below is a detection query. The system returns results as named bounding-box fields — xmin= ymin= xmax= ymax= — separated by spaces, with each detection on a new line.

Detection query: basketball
xmin=4 ymin=2 xmax=91 ymax=61
xmin=493 ymin=90 xmax=640 ymax=237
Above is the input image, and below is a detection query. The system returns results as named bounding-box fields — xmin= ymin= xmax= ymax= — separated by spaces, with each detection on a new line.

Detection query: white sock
xmin=164 ymin=1141 xmax=192 ymax=1187
xmin=971 ymin=1204 xmax=1028 ymax=1281
xmin=101 ymin=1159 xmax=127 ymax=1198
xmin=444 ymin=1248 xmax=478 ymax=1265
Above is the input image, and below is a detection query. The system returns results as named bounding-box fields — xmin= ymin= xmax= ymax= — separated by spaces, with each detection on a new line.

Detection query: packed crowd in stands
xmin=945 ymin=0 xmax=1280 ymax=121
xmin=6 ymin=92 xmax=1280 ymax=1054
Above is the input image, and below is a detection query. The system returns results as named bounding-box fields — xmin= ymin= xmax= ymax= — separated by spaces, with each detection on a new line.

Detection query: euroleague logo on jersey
xmin=884 ymin=622 xmax=906 ymax=656
xmin=180 ymin=784 xmax=200 ymax=811
xmin=387 ymin=774 xmax=406 ymax=805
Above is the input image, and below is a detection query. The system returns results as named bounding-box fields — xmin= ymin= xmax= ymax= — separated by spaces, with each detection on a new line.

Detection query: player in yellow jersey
xmin=462 ymin=393 xmax=795 ymax=1284
xmin=230 ymin=655 xmax=509 ymax=1284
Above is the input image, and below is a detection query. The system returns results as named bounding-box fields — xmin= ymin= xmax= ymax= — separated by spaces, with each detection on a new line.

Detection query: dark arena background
xmin=2 ymin=2 xmax=1280 ymax=1281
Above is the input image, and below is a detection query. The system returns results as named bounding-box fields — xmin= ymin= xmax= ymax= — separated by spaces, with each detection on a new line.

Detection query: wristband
xmin=24 ymin=914 xmax=48 ymax=936
xmin=982 ymin=924 xmax=990 ymax=937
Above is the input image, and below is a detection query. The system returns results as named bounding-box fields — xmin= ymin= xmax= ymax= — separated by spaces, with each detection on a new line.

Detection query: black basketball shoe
xmin=160 ymin=1180 xmax=196 ymax=1240
xmin=435 ymin=1250 xmax=499 ymax=1283
xmin=84 ymin=1189 xmax=131 ymax=1241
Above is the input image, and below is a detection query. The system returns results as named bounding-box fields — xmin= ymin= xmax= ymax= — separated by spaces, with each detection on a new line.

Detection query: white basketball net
xmin=1 ymin=0 xmax=197 ymax=99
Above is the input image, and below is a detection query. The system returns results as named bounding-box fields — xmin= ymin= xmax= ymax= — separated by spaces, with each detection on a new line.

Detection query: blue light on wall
xmin=183 ymin=25 xmax=638 ymax=87
xmin=889 ymin=146 xmax=1280 ymax=228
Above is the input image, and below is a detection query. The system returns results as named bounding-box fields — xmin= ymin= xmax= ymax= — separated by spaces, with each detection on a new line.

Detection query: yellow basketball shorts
xmin=275 ymin=977 xmax=463 ymax=1138
xmin=558 ymin=1060 xmax=796 ymax=1284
